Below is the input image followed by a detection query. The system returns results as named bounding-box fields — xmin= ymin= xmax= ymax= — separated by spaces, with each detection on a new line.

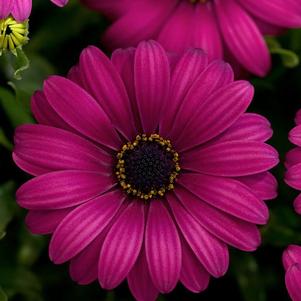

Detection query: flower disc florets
xmin=0 ymin=16 xmax=29 ymax=55
xmin=116 ymin=134 xmax=180 ymax=200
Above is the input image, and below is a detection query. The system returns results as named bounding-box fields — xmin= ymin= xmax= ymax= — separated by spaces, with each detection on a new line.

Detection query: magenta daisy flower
xmin=81 ymin=0 xmax=301 ymax=77
xmin=14 ymin=41 xmax=278 ymax=300
xmin=283 ymin=245 xmax=301 ymax=301
xmin=0 ymin=0 xmax=68 ymax=22
xmin=285 ymin=109 xmax=301 ymax=213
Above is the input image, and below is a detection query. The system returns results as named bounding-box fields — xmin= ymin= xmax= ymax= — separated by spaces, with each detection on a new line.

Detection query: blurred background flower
xmin=81 ymin=0 xmax=301 ymax=77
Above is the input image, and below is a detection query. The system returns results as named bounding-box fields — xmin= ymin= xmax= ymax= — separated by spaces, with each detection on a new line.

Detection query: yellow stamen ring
xmin=116 ymin=134 xmax=180 ymax=200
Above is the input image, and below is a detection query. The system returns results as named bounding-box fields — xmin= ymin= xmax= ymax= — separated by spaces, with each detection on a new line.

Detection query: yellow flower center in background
xmin=0 ymin=17 xmax=29 ymax=55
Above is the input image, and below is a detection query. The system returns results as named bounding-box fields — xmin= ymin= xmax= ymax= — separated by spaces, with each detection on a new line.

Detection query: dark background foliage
xmin=0 ymin=0 xmax=301 ymax=300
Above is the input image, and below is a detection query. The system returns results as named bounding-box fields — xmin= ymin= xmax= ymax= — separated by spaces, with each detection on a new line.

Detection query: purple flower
xmin=283 ymin=245 xmax=301 ymax=301
xmin=14 ymin=41 xmax=278 ymax=300
xmin=285 ymin=109 xmax=301 ymax=214
xmin=0 ymin=0 xmax=68 ymax=22
xmin=81 ymin=0 xmax=301 ymax=76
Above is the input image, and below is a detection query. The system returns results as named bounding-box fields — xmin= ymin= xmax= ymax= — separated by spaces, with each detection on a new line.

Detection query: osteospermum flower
xmin=285 ymin=109 xmax=301 ymax=213
xmin=283 ymin=245 xmax=301 ymax=301
xmin=81 ymin=0 xmax=301 ymax=77
xmin=14 ymin=41 xmax=279 ymax=300
xmin=0 ymin=0 xmax=67 ymax=54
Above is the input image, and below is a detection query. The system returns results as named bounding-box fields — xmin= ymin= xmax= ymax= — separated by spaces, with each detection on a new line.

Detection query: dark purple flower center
xmin=116 ymin=134 xmax=180 ymax=200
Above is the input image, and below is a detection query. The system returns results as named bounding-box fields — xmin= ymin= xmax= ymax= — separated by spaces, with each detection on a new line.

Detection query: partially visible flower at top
xmin=14 ymin=41 xmax=278 ymax=300
xmin=0 ymin=16 xmax=29 ymax=55
xmin=285 ymin=109 xmax=301 ymax=213
xmin=0 ymin=0 xmax=68 ymax=55
xmin=283 ymin=245 xmax=301 ymax=301
xmin=81 ymin=0 xmax=301 ymax=77
xmin=0 ymin=0 xmax=68 ymax=22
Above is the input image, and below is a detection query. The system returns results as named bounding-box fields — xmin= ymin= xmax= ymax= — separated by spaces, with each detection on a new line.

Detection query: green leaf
xmin=270 ymin=48 xmax=300 ymax=68
xmin=0 ymin=129 xmax=13 ymax=151
xmin=0 ymin=86 xmax=33 ymax=127
xmin=262 ymin=202 xmax=301 ymax=247
xmin=1 ymin=48 xmax=30 ymax=80
xmin=231 ymin=253 xmax=266 ymax=301
xmin=0 ymin=267 xmax=42 ymax=301
xmin=18 ymin=229 xmax=46 ymax=266
xmin=266 ymin=36 xmax=300 ymax=68
xmin=13 ymin=48 xmax=30 ymax=80
xmin=0 ymin=287 xmax=8 ymax=301
xmin=0 ymin=181 xmax=17 ymax=240
xmin=105 ymin=292 xmax=116 ymax=301
xmin=8 ymin=54 xmax=55 ymax=113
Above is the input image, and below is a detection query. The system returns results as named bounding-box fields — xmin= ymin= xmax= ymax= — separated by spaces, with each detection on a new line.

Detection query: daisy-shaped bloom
xmin=0 ymin=0 xmax=68 ymax=22
xmin=14 ymin=41 xmax=278 ymax=300
xmin=285 ymin=109 xmax=301 ymax=213
xmin=81 ymin=0 xmax=301 ymax=77
xmin=283 ymin=245 xmax=301 ymax=301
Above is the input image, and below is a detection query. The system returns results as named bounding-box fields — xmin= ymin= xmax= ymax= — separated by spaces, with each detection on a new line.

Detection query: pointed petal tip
xmin=51 ymin=0 xmax=68 ymax=7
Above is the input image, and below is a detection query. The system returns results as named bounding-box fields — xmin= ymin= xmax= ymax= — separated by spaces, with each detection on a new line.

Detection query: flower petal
xmin=175 ymin=187 xmax=261 ymax=251
xmin=159 ymin=48 xmax=208 ymax=137
xmin=25 ymin=208 xmax=73 ymax=235
xmin=49 ymin=190 xmax=125 ymax=264
xmin=145 ymin=201 xmax=181 ymax=293
xmin=215 ymin=0 xmax=270 ymax=76
xmin=285 ymin=264 xmax=301 ymax=301
xmin=13 ymin=124 xmax=111 ymax=176
xmin=285 ymin=148 xmax=301 ymax=169
xmin=134 ymin=41 xmax=170 ymax=134
xmin=102 ymin=0 xmax=177 ymax=50
xmin=237 ymin=172 xmax=278 ymax=201
xmin=175 ymin=81 xmax=253 ymax=151
xmin=182 ymin=141 xmax=279 ymax=177
xmin=289 ymin=125 xmax=301 ymax=147
xmin=31 ymin=91 xmax=73 ymax=132
xmin=51 ymin=0 xmax=68 ymax=7
xmin=209 ymin=113 xmax=273 ymax=145
xmin=111 ymin=48 xmax=142 ymax=132
xmin=238 ymin=0 xmax=301 ymax=28
xmin=294 ymin=194 xmax=301 ymax=215
xmin=69 ymin=202 xmax=127 ymax=285
xmin=179 ymin=173 xmax=269 ymax=224
xmin=11 ymin=0 xmax=32 ymax=21
xmin=180 ymin=239 xmax=210 ymax=293
xmin=168 ymin=193 xmax=229 ymax=277
xmin=0 ymin=0 xmax=13 ymax=19
xmin=16 ymin=170 xmax=114 ymax=210
xmin=79 ymin=46 xmax=136 ymax=140
xmin=44 ymin=76 xmax=120 ymax=150
xmin=171 ymin=60 xmax=234 ymax=148
xmin=69 ymin=233 xmax=106 ymax=285
xmin=157 ymin=2 xmax=195 ymax=53
xmin=285 ymin=163 xmax=301 ymax=190
xmin=283 ymin=245 xmax=301 ymax=270
xmin=191 ymin=3 xmax=223 ymax=60
xmin=98 ymin=201 xmax=145 ymax=289
xmin=67 ymin=65 xmax=84 ymax=87
xmin=295 ymin=110 xmax=301 ymax=125
xmin=128 ymin=248 xmax=159 ymax=301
